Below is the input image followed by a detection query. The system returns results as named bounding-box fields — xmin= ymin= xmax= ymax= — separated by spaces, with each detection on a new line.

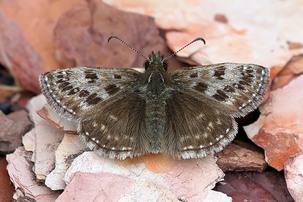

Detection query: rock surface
xmin=284 ymin=152 xmax=303 ymax=201
xmin=244 ymin=75 xmax=303 ymax=171
xmin=0 ymin=110 xmax=32 ymax=153
xmin=105 ymin=0 xmax=303 ymax=69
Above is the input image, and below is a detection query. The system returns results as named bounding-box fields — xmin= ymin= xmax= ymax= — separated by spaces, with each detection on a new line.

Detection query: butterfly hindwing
xmin=78 ymin=91 xmax=150 ymax=159
xmin=163 ymin=92 xmax=237 ymax=159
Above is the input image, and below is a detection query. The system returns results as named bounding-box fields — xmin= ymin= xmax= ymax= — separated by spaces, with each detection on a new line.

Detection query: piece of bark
xmin=61 ymin=152 xmax=227 ymax=201
xmin=216 ymin=142 xmax=267 ymax=172
xmin=0 ymin=110 xmax=32 ymax=153
xmin=244 ymin=74 xmax=303 ymax=171
xmin=0 ymin=0 xmax=86 ymax=71
xmin=0 ymin=158 xmax=14 ymax=202
xmin=272 ymin=54 xmax=303 ymax=90
xmin=53 ymin=0 xmax=182 ymax=70
xmin=105 ymin=0 xmax=303 ymax=69
xmin=0 ymin=12 xmax=43 ymax=93
xmin=6 ymin=147 xmax=61 ymax=201
xmin=284 ymin=152 xmax=303 ymax=202
xmin=215 ymin=171 xmax=294 ymax=201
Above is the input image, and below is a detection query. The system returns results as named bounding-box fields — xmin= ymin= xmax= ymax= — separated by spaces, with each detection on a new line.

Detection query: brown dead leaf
xmin=0 ymin=12 xmax=43 ymax=93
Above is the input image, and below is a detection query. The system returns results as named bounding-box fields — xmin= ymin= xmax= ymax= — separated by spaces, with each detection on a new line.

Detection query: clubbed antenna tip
xmin=108 ymin=36 xmax=148 ymax=60
xmin=162 ymin=37 xmax=206 ymax=62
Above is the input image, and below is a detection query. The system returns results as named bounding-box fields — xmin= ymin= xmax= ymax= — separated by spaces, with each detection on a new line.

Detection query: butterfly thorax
xmin=143 ymin=52 xmax=172 ymax=95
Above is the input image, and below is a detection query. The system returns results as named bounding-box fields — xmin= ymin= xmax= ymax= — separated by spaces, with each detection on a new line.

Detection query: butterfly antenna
xmin=162 ymin=37 xmax=206 ymax=62
xmin=108 ymin=36 xmax=149 ymax=60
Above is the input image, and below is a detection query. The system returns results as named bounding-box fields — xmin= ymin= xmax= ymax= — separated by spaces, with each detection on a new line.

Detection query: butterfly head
xmin=144 ymin=51 xmax=168 ymax=71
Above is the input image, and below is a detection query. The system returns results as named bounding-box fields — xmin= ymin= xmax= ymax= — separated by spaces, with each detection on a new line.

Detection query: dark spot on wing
xmin=85 ymin=73 xmax=98 ymax=80
xmin=239 ymin=80 xmax=250 ymax=86
xmin=246 ymin=68 xmax=254 ymax=74
xmin=213 ymin=67 xmax=225 ymax=80
xmin=58 ymin=81 xmax=70 ymax=89
xmin=189 ymin=72 xmax=198 ymax=78
xmin=86 ymin=93 xmax=103 ymax=105
xmin=56 ymin=75 xmax=64 ymax=79
xmin=61 ymin=84 xmax=73 ymax=92
xmin=223 ymin=85 xmax=235 ymax=92
xmin=57 ymin=78 xmax=69 ymax=83
xmin=193 ymin=82 xmax=208 ymax=93
xmin=114 ymin=74 xmax=122 ymax=79
xmin=79 ymin=90 xmax=90 ymax=97
xmin=212 ymin=89 xmax=228 ymax=101
xmin=104 ymin=84 xmax=120 ymax=95
xmin=233 ymin=83 xmax=245 ymax=91
xmin=67 ymin=87 xmax=80 ymax=95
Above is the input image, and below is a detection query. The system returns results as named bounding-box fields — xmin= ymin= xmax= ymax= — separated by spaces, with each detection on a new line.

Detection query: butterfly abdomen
xmin=145 ymin=100 xmax=166 ymax=153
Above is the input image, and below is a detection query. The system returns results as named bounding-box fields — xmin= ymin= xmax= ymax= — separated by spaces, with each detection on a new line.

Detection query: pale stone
xmin=244 ymin=75 xmax=303 ymax=170
xmin=25 ymin=94 xmax=64 ymax=181
xmin=57 ymin=172 xmax=231 ymax=202
xmin=45 ymin=134 xmax=87 ymax=190
xmin=61 ymin=152 xmax=226 ymax=201
xmin=105 ymin=0 xmax=303 ymax=68
xmin=6 ymin=147 xmax=60 ymax=202
xmin=285 ymin=152 xmax=303 ymax=201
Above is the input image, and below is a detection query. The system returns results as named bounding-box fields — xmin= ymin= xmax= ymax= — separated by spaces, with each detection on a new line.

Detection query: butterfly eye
xmin=144 ymin=60 xmax=150 ymax=70
xmin=163 ymin=61 xmax=168 ymax=71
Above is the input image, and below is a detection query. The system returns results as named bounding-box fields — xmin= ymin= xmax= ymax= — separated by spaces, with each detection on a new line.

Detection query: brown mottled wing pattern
xmin=40 ymin=62 xmax=269 ymax=160
xmin=78 ymin=92 xmax=149 ymax=159
xmin=39 ymin=66 xmax=141 ymax=120
xmin=166 ymin=63 xmax=269 ymax=159
xmin=164 ymin=92 xmax=237 ymax=159
xmin=40 ymin=66 xmax=148 ymax=159
xmin=171 ymin=63 xmax=269 ymax=117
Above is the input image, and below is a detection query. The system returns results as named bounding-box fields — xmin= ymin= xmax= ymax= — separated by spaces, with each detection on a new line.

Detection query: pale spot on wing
xmin=208 ymin=122 xmax=213 ymax=128
xmin=196 ymin=113 xmax=204 ymax=119
xmin=109 ymin=115 xmax=118 ymax=121
xmin=93 ymin=122 xmax=98 ymax=127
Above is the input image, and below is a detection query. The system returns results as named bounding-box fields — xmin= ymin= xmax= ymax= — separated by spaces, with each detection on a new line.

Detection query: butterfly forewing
xmin=40 ymin=66 xmax=141 ymax=120
xmin=171 ymin=63 xmax=269 ymax=117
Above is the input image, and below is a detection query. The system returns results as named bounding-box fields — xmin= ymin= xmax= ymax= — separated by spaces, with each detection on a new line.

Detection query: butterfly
xmin=39 ymin=36 xmax=269 ymax=160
